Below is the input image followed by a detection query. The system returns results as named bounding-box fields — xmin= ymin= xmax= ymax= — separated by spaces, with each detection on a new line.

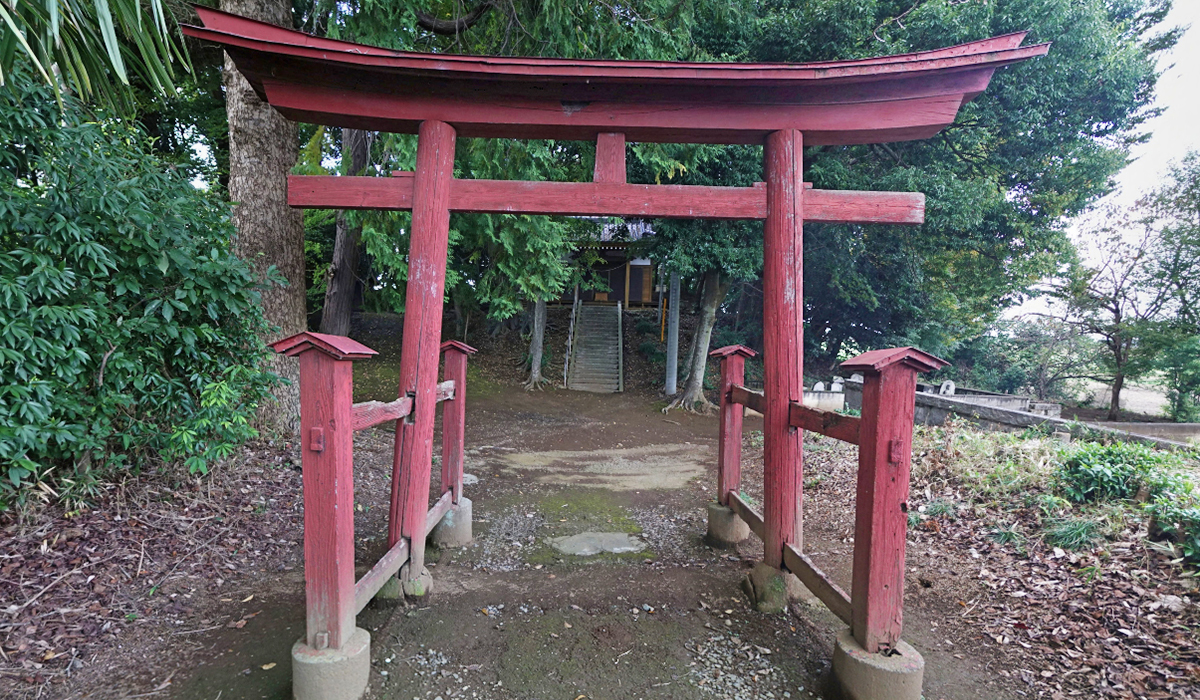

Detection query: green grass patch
xmin=1042 ymin=515 xmax=1107 ymax=551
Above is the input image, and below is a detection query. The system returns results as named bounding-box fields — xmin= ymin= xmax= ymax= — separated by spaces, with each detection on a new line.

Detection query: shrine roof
xmin=185 ymin=7 xmax=1048 ymax=145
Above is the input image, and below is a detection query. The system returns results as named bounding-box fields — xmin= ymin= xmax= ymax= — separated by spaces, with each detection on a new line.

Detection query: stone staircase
xmin=567 ymin=304 xmax=623 ymax=393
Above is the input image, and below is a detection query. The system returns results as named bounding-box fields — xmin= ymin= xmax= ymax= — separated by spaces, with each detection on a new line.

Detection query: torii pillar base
xmin=831 ymin=629 xmax=924 ymax=700
xmin=430 ymin=496 xmax=474 ymax=548
xmin=292 ymin=627 xmax=370 ymax=700
xmin=705 ymin=502 xmax=750 ymax=548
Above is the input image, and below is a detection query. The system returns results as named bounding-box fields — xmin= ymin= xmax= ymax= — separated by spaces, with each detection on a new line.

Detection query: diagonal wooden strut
xmin=287 ymin=174 xmax=925 ymax=225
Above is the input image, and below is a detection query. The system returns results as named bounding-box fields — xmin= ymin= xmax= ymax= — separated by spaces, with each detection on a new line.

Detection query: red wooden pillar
xmin=841 ymin=347 xmax=947 ymax=653
xmin=440 ymin=340 xmax=477 ymax=503
xmin=761 ymin=128 xmax=805 ymax=568
xmin=388 ymin=119 xmax=456 ymax=580
xmin=270 ymin=332 xmax=377 ymax=650
xmin=710 ymin=345 xmax=756 ymax=505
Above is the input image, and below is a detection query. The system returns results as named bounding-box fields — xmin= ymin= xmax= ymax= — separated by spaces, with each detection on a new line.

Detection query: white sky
xmin=1007 ymin=2 xmax=1199 ymax=317
xmin=1101 ymin=1 xmax=1200 ymax=210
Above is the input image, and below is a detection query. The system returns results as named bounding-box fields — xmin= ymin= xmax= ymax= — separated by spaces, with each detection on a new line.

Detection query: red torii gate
xmin=185 ymin=8 xmax=1046 ymax=700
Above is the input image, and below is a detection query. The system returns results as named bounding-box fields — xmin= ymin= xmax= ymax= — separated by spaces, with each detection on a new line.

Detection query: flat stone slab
xmin=498 ymin=443 xmax=707 ymax=490
xmin=550 ymin=532 xmax=646 ymax=556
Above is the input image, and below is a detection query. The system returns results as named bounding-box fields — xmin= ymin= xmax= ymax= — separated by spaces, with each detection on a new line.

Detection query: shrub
xmin=634 ymin=319 xmax=658 ymax=335
xmin=1146 ymin=495 xmax=1200 ymax=563
xmin=0 ymin=72 xmax=276 ymax=510
xmin=1055 ymin=442 xmax=1183 ymax=504
xmin=638 ymin=341 xmax=665 ymax=362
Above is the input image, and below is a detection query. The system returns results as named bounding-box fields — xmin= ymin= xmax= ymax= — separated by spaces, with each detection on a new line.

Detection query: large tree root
xmin=523 ymin=374 xmax=552 ymax=391
xmin=663 ymin=392 xmax=716 ymax=414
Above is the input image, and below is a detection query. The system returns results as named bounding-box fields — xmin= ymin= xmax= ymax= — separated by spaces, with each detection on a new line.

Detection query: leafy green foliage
xmin=1158 ymin=334 xmax=1200 ymax=422
xmin=936 ymin=319 xmax=1101 ymax=400
xmin=1056 ymin=442 xmax=1183 ymax=503
xmin=1146 ymin=495 xmax=1200 ymax=563
xmin=296 ymin=0 xmax=700 ymax=321
xmin=0 ymin=0 xmax=186 ymax=112
xmin=690 ymin=0 xmax=1174 ymax=361
xmin=0 ymin=72 xmax=276 ymax=510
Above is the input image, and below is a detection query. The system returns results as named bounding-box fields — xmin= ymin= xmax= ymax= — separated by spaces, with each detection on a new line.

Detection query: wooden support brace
xmin=352 ymin=397 xmax=413 ymax=431
xmin=354 ymin=539 xmax=409 ymax=614
xmin=288 ymin=174 xmax=926 ymax=224
xmin=789 ymin=402 xmax=861 ymax=444
xmin=726 ymin=491 xmax=765 ymax=541
xmin=782 ymin=544 xmax=853 ymax=625
xmin=730 ymin=384 xmax=766 ymax=414
xmin=594 ymin=132 xmax=626 ymax=183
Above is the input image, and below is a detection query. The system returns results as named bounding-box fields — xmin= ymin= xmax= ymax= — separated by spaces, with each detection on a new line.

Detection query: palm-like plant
xmin=0 ymin=0 xmax=187 ymax=109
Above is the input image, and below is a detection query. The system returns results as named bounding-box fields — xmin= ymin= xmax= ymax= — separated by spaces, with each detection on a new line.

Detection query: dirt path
xmin=29 ymin=378 xmax=1031 ymax=700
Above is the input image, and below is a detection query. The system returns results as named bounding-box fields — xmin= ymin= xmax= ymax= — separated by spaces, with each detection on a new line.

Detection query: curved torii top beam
xmin=183 ymin=7 xmax=1048 ymax=146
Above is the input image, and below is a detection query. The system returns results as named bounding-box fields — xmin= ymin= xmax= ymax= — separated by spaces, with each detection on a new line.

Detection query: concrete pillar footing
xmin=706 ymin=502 xmax=750 ymax=548
xmin=400 ymin=562 xmax=433 ymax=597
xmin=742 ymin=561 xmax=814 ymax=613
xmin=430 ymin=497 xmax=473 ymax=547
xmin=292 ymin=627 xmax=370 ymax=700
xmin=374 ymin=575 xmax=403 ymax=601
xmin=832 ymin=628 xmax=924 ymax=700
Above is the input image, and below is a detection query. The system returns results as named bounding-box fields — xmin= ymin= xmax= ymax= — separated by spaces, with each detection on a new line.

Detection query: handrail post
xmin=439 ymin=340 xmax=477 ymax=503
xmin=707 ymin=344 xmax=757 ymax=548
xmin=841 ymin=347 xmax=947 ymax=653
xmin=271 ymin=331 xmax=377 ymax=700
xmin=430 ymin=339 xmax=478 ymax=549
xmin=711 ymin=345 xmax=756 ymax=505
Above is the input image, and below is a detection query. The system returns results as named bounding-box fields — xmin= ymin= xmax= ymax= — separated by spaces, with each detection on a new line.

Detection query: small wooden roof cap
xmin=710 ymin=344 xmax=757 ymax=359
xmin=440 ymin=340 xmax=478 ymax=355
xmin=270 ymin=331 xmax=378 ymax=360
xmin=840 ymin=346 xmax=948 ymax=374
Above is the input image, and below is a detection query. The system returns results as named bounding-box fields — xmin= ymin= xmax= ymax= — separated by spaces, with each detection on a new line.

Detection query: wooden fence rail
xmin=270 ymin=332 xmax=477 ymax=654
xmin=713 ymin=344 xmax=947 ymax=653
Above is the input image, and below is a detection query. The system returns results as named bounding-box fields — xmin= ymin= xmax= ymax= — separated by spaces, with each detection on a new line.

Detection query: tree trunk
xmin=220 ymin=0 xmax=306 ymax=433
xmin=666 ymin=269 xmax=731 ymax=413
xmin=1108 ymin=372 xmax=1125 ymax=421
xmin=524 ymin=299 xmax=549 ymax=390
xmin=319 ymin=128 xmax=371 ymax=336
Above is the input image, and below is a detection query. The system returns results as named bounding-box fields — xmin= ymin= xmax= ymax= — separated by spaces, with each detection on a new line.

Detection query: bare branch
xmin=416 ymin=2 xmax=493 ymax=36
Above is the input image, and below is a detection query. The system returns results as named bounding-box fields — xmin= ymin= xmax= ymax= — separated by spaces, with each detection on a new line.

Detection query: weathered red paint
xmin=711 ymin=345 xmax=756 ymax=506
xmin=184 ymin=7 xmax=1047 ymax=146
xmin=388 ymin=120 xmax=456 ymax=581
xmin=268 ymin=335 xmax=364 ymax=651
xmin=271 ymin=330 xmax=377 ymax=361
xmin=440 ymin=341 xmax=477 ymax=503
xmin=286 ymin=174 xmax=926 ymax=223
xmin=761 ymin=129 xmax=805 ymax=568
xmin=788 ymin=403 xmax=861 ymax=444
xmin=219 ymin=4 xmax=1031 ymax=669
xmin=594 ymin=133 xmax=626 ymax=184
xmin=842 ymin=348 xmax=948 ymax=653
